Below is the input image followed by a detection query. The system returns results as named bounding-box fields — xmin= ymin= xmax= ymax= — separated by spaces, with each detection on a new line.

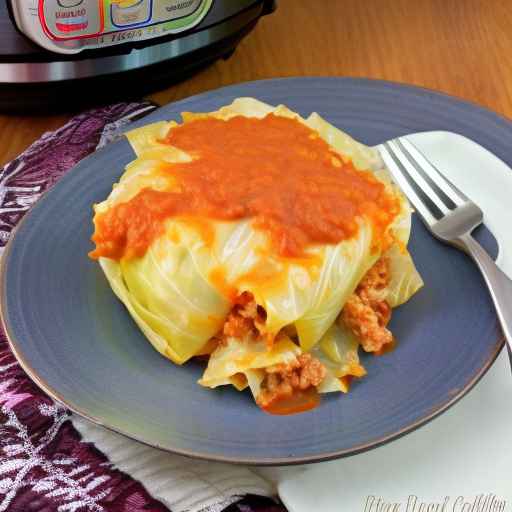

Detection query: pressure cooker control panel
xmin=11 ymin=0 xmax=213 ymax=54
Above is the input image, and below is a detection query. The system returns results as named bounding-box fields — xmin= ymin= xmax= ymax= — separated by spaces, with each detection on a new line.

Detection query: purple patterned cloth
xmin=0 ymin=103 xmax=286 ymax=512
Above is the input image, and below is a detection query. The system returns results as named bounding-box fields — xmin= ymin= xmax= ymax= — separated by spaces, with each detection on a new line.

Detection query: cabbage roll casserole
xmin=90 ymin=98 xmax=423 ymax=415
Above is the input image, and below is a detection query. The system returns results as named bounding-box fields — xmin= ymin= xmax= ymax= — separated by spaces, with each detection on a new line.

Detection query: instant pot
xmin=0 ymin=0 xmax=276 ymax=112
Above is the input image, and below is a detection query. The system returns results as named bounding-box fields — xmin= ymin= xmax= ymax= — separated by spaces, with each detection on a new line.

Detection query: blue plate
xmin=1 ymin=78 xmax=506 ymax=465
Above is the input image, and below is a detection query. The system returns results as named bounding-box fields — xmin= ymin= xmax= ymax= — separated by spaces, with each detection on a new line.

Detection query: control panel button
xmin=111 ymin=0 xmax=152 ymax=28
xmin=57 ymin=0 xmax=85 ymax=7
xmin=152 ymin=0 xmax=203 ymax=23
xmin=40 ymin=0 xmax=103 ymax=39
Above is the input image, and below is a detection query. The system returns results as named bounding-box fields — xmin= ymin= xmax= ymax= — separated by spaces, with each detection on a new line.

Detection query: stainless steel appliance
xmin=1 ymin=1 xmax=275 ymax=112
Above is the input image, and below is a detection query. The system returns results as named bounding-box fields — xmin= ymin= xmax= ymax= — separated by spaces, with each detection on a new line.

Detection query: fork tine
xmin=397 ymin=138 xmax=470 ymax=205
xmin=379 ymin=142 xmax=440 ymax=227
xmin=388 ymin=140 xmax=452 ymax=215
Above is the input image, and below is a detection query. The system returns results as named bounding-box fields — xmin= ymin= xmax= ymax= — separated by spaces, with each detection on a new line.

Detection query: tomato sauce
xmin=260 ymin=387 xmax=321 ymax=415
xmin=90 ymin=114 xmax=400 ymax=261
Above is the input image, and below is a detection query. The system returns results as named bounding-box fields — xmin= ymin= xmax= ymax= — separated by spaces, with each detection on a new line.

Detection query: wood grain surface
xmin=2 ymin=0 xmax=512 ymax=166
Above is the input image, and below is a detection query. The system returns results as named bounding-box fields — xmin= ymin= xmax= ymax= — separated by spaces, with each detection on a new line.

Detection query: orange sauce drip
xmin=260 ymin=387 xmax=321 ymax=415
xmin=208 ymin=267 xmax=238 ymax=302
xmin=340 ymin=375 xmax=353 ymax=391
xmin=179 ymin=217 xmax=215 ymax=247
xmin=90 ymin=114 xmax=400 ymax=261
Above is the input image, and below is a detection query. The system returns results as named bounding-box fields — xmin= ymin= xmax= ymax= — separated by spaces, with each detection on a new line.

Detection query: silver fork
xmin=378 ymin=138 xmax=512 ymax=367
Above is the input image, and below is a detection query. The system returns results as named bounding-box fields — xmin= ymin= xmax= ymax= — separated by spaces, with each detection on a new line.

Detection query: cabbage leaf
xmin=93 ymin=97 xmax=421 ymax=382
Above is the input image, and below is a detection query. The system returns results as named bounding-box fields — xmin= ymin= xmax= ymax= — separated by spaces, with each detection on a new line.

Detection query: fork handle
xmin=460 ymin=233 xmax=512 ymax=364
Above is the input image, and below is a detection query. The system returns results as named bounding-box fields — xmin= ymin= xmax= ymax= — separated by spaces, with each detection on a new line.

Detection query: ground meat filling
xmin=341 ymin=257 xmax=393 ymax=353
xmin=257 ymin=354 xmax=327 ymax=408
xmin=216 ymin=293 xmax=328 ymax=406
xmin=220 ymin=292 xmax=266 ymax=343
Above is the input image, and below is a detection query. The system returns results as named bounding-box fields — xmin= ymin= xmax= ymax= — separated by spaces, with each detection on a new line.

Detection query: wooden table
xmin=1 ymin=0 xmax=511 ymax=167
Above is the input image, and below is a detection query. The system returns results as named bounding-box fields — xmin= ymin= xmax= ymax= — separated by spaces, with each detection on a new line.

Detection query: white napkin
xmin=74 ymin=417 xmax=275 ymax=512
